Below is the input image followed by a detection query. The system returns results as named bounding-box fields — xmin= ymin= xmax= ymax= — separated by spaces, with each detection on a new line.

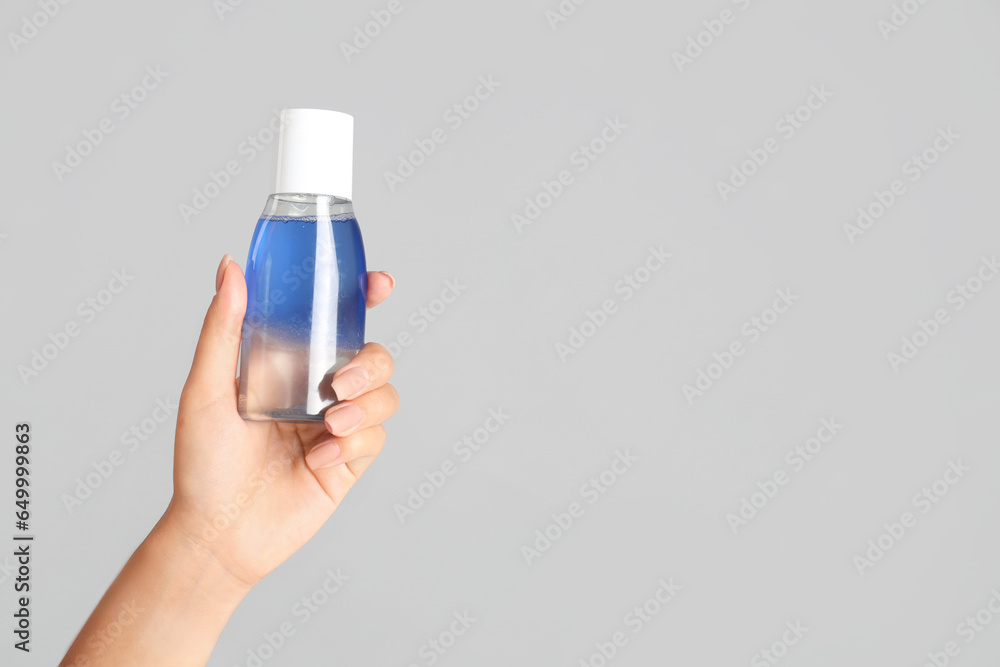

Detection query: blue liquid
xmin=238 ymin=215 xmax=367 ymax=422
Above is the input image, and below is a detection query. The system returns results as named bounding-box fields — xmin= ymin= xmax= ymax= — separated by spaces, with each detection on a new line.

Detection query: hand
xmin=165 ymin=255 xmax=399 ymax=588
xmin=61 ymin=257 xmax=398 ymax=667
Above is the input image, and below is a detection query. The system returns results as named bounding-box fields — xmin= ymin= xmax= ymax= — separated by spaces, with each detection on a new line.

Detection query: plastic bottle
xmin=238 ymin=108 xmax=367 ymax=422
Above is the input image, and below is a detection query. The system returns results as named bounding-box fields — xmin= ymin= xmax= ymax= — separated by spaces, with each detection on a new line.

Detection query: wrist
xmin=60 ymin=509 xmax=254 ymax=666
xmin=152 ymin=509 xmax=257 ymax=605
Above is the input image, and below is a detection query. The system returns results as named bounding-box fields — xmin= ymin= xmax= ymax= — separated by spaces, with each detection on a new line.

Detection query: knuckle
xmin=370 ymin=425 xmax=387 ymax=455
xmin=344 ymin=425 xmax=386 ymax=458
xmin=365 ymin=342 xmax=394 ymax=380
xmin=362 ymin=386 xmax=397 ymax=424
xmin=381 ymin=384 xmax=400 ymax=418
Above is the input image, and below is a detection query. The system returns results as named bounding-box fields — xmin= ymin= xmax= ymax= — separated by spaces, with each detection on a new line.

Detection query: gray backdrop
xmin=3 ymin=0 xmax=1000 ymax=664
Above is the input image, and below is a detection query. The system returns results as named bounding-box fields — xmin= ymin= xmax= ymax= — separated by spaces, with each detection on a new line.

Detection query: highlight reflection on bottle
xmin=238 ymin=109 xmax=367 ymax=423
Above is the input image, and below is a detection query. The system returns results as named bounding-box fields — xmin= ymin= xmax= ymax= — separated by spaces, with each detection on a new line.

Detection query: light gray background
xmin=2 ymin=0 xmax=1000 ymax=665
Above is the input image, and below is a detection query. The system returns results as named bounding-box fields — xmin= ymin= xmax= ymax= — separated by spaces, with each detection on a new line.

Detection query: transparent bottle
xmin=238 ymin=110 xmax=366 ymax=422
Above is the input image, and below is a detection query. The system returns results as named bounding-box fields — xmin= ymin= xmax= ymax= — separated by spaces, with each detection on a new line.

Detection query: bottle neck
xmin=262 ymin=193 xmax=355 ymax=219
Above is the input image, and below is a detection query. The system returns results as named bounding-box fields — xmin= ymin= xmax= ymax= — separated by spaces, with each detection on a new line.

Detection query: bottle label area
xmin=239 ymin=215 xmax=367 ymax=421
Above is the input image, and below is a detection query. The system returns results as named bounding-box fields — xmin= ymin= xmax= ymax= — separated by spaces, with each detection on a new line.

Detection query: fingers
xmin=184 ymin=255 xmax=247 ymax=404
xmin=305 ymin=425 xmax=386 ymax=471
xmin=330 ymin=342 xmax=394 ymax=402
xmin=324 ymin=384 xmax=399 ymax=437
xmin=304 ymin=425 xmax=386 ymax=506
xmin=366 ymin=271 xmax=394 ymax=309
xmin=216 ymin=255 xmax=232 ymax=292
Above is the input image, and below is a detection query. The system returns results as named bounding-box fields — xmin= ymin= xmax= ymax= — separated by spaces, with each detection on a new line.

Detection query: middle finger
xmin=324 ymin=383 xmax=399 ymax=437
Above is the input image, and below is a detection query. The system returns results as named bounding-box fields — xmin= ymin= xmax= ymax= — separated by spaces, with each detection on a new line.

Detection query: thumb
xmin=184 ymin=255 xmax=247 ymax=404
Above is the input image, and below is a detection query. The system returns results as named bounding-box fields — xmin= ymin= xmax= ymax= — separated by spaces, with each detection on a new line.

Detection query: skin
xmin=60 ymin=256 xmax=399 ymax=667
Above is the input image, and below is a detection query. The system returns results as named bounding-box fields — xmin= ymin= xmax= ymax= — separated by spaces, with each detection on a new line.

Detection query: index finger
xmin=366 ymin=271 xmax=394 ymax=309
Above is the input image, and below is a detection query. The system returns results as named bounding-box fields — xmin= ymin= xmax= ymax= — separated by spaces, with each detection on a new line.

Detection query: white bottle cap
xmin=274 ymin=108 xmax=354 ymax=200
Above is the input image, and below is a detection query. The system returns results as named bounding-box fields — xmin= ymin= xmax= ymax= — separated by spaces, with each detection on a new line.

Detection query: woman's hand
xmin=61 ymin=256 xmax=398 ymax=667
xmin=167 ymin=255 xmax=399 ymax=587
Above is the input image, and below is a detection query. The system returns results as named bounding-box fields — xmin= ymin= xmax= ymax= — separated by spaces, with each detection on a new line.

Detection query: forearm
xmin=61 ymin=512 xmax=252 ymax=667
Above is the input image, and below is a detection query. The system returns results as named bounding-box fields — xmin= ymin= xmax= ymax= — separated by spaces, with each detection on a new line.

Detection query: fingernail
xmin=325 ymin=404 xmax=364 ymax=435
xmin=216 ymin=254 xmax=234 ymax=293
xmin=331 ymin=367 xmax=369 ymax=402
xmin=380 ymin=271 xmax=395 ymax=288
xmin=306 ymin=440 xmax=342 ymax=470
